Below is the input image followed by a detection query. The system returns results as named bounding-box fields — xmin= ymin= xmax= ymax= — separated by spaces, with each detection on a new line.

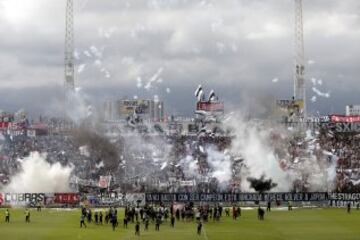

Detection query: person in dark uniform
xmin=140 ymin=208 xmax=144 ymax=220
xmin=105 ymin=211 xmax=109 ymax=224
xmin=94 ymin=212 xmax=98 ymax=224
xmin=197 ymin=221 xmax=202 ymax=235
xmin=155 ymin=217 xmax=161 ymax=231
xmin=171 ymin=215 xmax=175 ymax=227
xmin=36 ymin=202 xmax=42 ymax=212
xmin=347 ymin=202 xmax=351 ymax=214
xmin=181 ymin=209 xmax=185 ymax=221
xmin=80 ymin=214 xmax=87 ymax=228
xmin=99 ymin=212 xmax=103 ymax=224
xmin=288 ymin=201 xmax=293 ymax=211
xmin=123 ymin=217 xmax=128 ymax=228
xmin=267 ymin=201 xmax=271 ymax=212
xmin=237 ymin=207 xmax=241 ymax=218
xmin=135 ymin=221 xmax=140 ymax=236
xmin=144 ymin=218 xmax=149 ymax=231
xmin=87 ymin=209 xmax=92 ymax=223
xmin=258 ymin=207 xmax=265 ymax=220
xmin=81 ymin=207 xmax=87 ymax=217
xmin=225 ymin=208 xmax=230 ymax=217
xmin=175 ymin=209 xmax=180 ymax=221
xmin=213 ymin=207 xmax=217 ymax=221
xmin=232 ymin=206 xmax=237 ymax=220
xmin=111 ymin=215 xmax=118 ymax=231
xmin=25 ymin=209 xmax=31 ymax=223
xmin=5 ymin=209 xmax=10 ymax=223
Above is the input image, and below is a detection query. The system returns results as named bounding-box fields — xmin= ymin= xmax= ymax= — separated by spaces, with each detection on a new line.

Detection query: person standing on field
xmin=288 ymin=201 xmax=293 ymax=211
xmin=80 ymin=214 xmax=87 ymax=228
xmin=155 ymin=217 xmax=161 ymax=231
xmin=123 ymin=216 xmax=128 ymax=228
xmin=135 ymin=221 xmax=140 ymax=236
xmin=144 ymin=217 xmax=149 ymax=231
xmin=25 ymin=209 xmax=31 ymax=223
xmin=267 ymin=201 xmax=271 ymax=212
xmin=99 ymin=212 xmax=103 ymax=224
xmin=171 ymin=214 xmax=175 ymax=227
xmin=197 ymin=221 xmax=202 ymax=235
xmin=94 ymin=212 xmax=98 ymax=224
xmin=5 ymin=209 xmax=10 ymax=223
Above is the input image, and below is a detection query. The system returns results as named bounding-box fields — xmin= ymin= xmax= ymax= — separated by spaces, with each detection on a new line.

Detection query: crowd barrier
xmin=1 ymin=192 xmax=360 ymax=207
xmin=0 ymin=192 xmax=145 ymax=207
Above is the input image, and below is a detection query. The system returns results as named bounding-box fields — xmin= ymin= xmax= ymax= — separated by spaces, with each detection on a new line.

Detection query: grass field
xmin=0 ymin=207 xmax=360 ymax=240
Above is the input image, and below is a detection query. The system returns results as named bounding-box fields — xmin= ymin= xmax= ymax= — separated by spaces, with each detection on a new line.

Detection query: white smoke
xmin=272 ymin=77 xmax=279 ymax=83
xmin=79 ymin=145 xmax=90 ymax=157
xmin=224 ymin=113 xmax=292 ymax=191
xmin=144 ymin=67 xmax=164 ymax=90
xmin=312 ymin=87 xmax=330 ymax=98
xmin=206 ymin=147 xmax=232 ymax=185
xmin=3 ymin=152 xmax=73 ymax=193
xmin=308 ymin=59 xmax=315 ymax=65
xmin=179 ymin=155 xmax=198 ymax=178
xmin=65 ymin=89 xmax=93 ymax=124
xmin=77 ymin=64 xmax=86 ymax=73
xmin=223 ymin=114 xmax=338 ymax=192
xmin=299 ymin=130 xmax=338 ymax=191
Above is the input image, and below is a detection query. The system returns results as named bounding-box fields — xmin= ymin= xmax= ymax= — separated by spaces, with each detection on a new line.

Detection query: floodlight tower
xmin=294 ymin=0 xmax=306 ymax=119
xmin=64 ymin=0 xmax=75 ymax=95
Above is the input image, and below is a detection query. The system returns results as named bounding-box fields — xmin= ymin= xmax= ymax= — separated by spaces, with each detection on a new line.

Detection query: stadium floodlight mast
xmin=294 ymin=0 xmax=306 ymax=120
xmin=64 ymin=0 xmax=75 ymax=104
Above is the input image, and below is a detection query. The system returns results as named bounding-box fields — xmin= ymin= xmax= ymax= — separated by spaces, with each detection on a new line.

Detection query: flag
xmin=194 ymin=85 xmax=203 ymax=98
xmin=208 ymin=90 xmax=216 ymax=102
xmin=197 ymin=89 xmax=204 ymax=101
xmin=99 ymin=176 xmax=112 ymax=188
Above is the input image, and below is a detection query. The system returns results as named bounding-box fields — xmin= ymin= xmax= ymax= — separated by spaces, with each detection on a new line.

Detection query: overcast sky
xmin=0 ymin=0 xmax=359 ymax=117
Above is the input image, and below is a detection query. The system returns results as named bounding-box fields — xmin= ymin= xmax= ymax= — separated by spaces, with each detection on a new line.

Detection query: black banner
xmin=328 ymin=193 xmax=360 ymax=201
xmin=145 ymin=192 xmax=331 ymax=203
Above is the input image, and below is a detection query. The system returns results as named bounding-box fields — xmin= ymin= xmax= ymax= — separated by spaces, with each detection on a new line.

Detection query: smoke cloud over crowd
xmin=3 ymin=152 xmax=73 ymax=193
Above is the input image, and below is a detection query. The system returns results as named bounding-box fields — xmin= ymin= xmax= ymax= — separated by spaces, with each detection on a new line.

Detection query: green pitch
xmin=0 ymin=207 xmax=360 ymax=240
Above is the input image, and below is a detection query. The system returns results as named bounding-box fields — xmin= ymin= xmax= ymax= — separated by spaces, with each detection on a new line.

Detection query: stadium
xmin=1 ymin=0 xmax=360 ymax=239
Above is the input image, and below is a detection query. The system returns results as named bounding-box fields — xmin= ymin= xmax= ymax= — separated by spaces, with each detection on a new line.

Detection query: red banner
xmin=54 ymin=193 xmax=80 ymax=204
xmin=330 ymin=115 xmax=360 ymax=123
xmin=196 ymin=102 xmax=224 ymax=112
xmin=0 ymin=122 xmax=11 ymax=129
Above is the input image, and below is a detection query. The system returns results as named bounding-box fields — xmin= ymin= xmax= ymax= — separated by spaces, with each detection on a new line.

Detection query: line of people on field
xmin=1 ymin=208 xmax=31 ymax=223
xmin=80 ymin=206 xmax=118 ymax=230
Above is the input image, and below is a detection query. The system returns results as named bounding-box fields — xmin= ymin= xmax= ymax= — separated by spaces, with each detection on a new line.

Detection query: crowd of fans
xmin=1 ymin=119 xmax=360 ymax=193
xmin=320 ymin=132 xmax=360 ymax=192
xmin=270 ymin=125 xmax=360 ymax=192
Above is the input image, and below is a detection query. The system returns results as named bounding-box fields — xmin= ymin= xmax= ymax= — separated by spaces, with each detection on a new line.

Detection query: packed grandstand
xmin=0 ymin=107 xmax=360 ymax=197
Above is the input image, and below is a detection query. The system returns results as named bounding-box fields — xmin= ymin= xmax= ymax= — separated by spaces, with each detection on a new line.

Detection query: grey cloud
xmin=0 ymin=0 xmax=359 ymax=116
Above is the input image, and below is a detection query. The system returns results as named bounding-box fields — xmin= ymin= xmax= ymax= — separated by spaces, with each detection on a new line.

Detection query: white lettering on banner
xmin=180 ymin=180 xmax=195 ymax=186
xmin=334 ymin=123 xmax=360 ymax=132
xmin=125 ymin=193 xmax=145 ymax=206
xmin=0 ymin=193 xmax=45 ymax=205
xmin=329 ymin=193 xmax=360 ymax=201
